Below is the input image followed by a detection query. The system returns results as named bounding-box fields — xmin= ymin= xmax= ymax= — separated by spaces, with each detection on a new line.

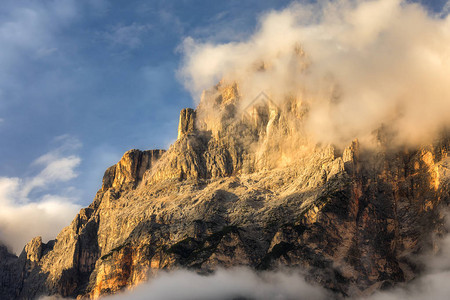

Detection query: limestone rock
xmin=102 ymin=149 xmax=165 ymax=191
xmin=22 ymin=236 xmax=43 ymax=263
xmin=1 ymin=82 xmax=450 ymax=299
xmin=177 ymin=108 xmax=196 ymax=140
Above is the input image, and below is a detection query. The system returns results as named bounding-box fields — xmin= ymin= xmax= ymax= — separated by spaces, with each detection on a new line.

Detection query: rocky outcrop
xmin=1 ymin=82 xmax=449 ymax=299
xmin=0 ymin=245 xmax=21 ymax=300
xmin=22 ymin=237 xmax=43 ymax=263
xmin=177 ymin=108 xmax=196 ymax=140
xmin=102 ymin=149 xmax=165 ymax=191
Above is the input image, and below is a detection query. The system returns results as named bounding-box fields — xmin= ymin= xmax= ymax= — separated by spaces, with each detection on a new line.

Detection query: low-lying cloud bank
xmin=63 ymin=256 xmax=450 ymax=300
xmin=363 ymin=272 xmax=450 ymax=300
xmin=101 ymin=268 xmax=329 ymax=300
xmin=0 ymin=136 xmax=82 ymax=254
xmin=96 ymin=207 xmax=450 ymax=300
xmin=180 ymin=0 xmax=450 ymax=147
xmin=40 ymin=230 xmax=450 ymax=300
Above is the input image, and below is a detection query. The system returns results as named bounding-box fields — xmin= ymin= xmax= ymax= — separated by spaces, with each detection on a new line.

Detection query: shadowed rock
xmin=2 ymin=82 xmax=450 ymax=299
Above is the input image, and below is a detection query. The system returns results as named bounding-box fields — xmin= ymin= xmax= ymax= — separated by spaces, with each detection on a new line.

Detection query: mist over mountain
xmin=1 ymin=1 xmax=450 ymax=299
xmin=181 ymin=0 xmax=450 ymax=147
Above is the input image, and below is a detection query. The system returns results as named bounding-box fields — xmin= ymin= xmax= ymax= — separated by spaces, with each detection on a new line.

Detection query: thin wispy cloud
xmin=101 ymin=23 xmax=153 ymax=49
xmin=440 ymin=0 xmax=450 ymax=16
xmin=0 ymin=0 xmax=78 ymax=67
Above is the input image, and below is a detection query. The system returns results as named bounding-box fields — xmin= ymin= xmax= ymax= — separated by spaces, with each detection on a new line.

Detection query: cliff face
xmin=1 ymin=83 xmax=449 ymax=299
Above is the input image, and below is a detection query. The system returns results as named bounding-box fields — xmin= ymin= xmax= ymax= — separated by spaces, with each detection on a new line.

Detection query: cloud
xmin=22 ymin=155 xmax=81 ymax=197
xmin=0 ymin=190 xmax=80 ymax=255
xmin=0 ymin=0 xmax=78 ymax=68
xmin=37 ymin=227 xmax=450 ymax=300
xmin=102 ymin=268 xmax=329 ymax=300
xmin=21 ymin=135 xmax=82 ymax=197
xmin=0 ymin=0 xmax=108 ymax=105
xmin=361 ymin=212 xmax=450 ymax=300
xmin=442 ymin=1 xmax=450 ymax=16
xmin=0 ymin=136 xmax=82 ymax=254
xmin=179 ymin=0 xmax=450 ymax=147
xmin=101 ymin=23 xmax=153 ymax=49
xmin=362 ymin=272 xmax=450 ymax=300
xmin=37 ymin=222 xmax=450 ymax=300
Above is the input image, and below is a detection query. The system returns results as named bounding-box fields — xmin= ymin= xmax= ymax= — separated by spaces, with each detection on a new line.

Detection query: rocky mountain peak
xmin=1 ymin=78 xmax=449 ymax=299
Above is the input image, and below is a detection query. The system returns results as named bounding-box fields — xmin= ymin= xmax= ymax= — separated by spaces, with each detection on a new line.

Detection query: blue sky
xmin=0 ymin=0 xmax=449 ymax=252
xmin=0 ymin=0 xmax=300 ymax=206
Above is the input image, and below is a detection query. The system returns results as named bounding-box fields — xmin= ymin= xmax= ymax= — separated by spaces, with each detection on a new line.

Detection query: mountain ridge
xmin=1 ymin=82 xmax=449 ymax=299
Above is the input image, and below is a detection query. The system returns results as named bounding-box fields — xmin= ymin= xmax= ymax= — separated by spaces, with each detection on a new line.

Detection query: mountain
xmin=1 ymin=82 xmax=449 ymax=299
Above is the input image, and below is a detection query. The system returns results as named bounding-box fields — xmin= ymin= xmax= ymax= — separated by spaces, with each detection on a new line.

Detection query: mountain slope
xmin=1 ymin=83 xmax=450 ymax=299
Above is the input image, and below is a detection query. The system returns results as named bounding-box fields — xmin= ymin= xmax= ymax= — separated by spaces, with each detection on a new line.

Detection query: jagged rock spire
xmin=177 ymin=108 xmax=196 ymax=140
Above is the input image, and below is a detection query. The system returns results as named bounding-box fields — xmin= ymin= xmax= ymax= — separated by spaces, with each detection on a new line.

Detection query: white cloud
xmin=21 ymin=135 xmax=82 ymax=197
xmin=0 ymin=192 xmax=80 ymax=254
xmin=0 ymin=136 xmax=82 ymax=254
xmin=22 ymin=155 xmax=81 ymax=197
xmin=179 ymin=0 xmax=450 ymax=147
xmin=362 ymin=272 xmax=450 ymax=300
xmin=104 ymin=268 xmax=329 ymax=300
xmin=38 ymin=219 xmax=450 ymax=300
xmin=37 ymin=230 xmax=450 ymax=300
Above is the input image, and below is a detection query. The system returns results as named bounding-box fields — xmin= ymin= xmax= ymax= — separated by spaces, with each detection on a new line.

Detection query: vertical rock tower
xmin=177 ymin=108 xmax=196 ymax=140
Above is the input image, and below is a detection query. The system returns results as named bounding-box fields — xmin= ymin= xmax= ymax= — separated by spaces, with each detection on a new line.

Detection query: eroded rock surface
xmin=1 ymin=83 xmax=449 ymax=299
